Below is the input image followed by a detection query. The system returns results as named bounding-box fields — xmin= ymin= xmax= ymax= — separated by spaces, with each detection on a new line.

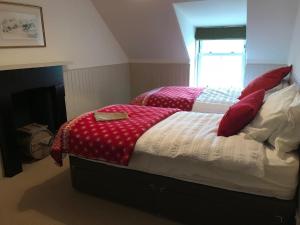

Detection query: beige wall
xmin=130 ymin=62 xmax=287 ymax=97
xmin=0 ymin=0 xmax=128 ymax=69
xmin=64 ymin=64 xmax=131 ymax=119
xmin=130 ymin=63 xmax=189 ymax=98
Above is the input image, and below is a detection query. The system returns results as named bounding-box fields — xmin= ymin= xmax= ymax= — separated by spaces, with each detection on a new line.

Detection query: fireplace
xmin=0 ymin=66 xmax=67 ymax=177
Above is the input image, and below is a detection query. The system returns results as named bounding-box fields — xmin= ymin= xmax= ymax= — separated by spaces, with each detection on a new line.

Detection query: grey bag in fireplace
xmin=17 ymin=123 xmax=53 ymax=160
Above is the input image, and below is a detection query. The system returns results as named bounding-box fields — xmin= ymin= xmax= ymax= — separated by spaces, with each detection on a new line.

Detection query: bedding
xmin=192 ymin=86 xmax=241 ymax=113
xmin=218 ymin=89 xmax=265 ymax=137
xmin=265 ymin=79 xmax=290 ymax=98
xmin=268 ymin=90 xmax=300 ymax=153
xmin=132 ymin=86 xmax=241 ymax=113
xmin=131 ymin=86 xmax=203 ymax=111
xmin=52 ymin=107 xmax=265 ymax=178
xmin=243 ymin=84 xmax=298 ymax=144
xmin=134 ymin=112 xmax=265 ymax=178
xmin=51 ymin=104 xmax=180 ymax=166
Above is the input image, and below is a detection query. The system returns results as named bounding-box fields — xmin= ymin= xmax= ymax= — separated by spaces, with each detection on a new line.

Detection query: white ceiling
xmin=175 ymin=0 xmax=247 ymax=27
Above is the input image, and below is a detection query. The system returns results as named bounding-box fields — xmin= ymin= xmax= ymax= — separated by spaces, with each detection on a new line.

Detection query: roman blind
xmin=195 ymin=26 xmax=246 ymax=40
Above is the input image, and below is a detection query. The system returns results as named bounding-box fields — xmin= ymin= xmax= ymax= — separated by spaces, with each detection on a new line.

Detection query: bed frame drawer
xmin=70 ymin=159 xmax=156 ymax=211
xmin=69 ymin=156 xmax=296 ymax=225
xmin=156 ymin=187 xmax=291 ymax=225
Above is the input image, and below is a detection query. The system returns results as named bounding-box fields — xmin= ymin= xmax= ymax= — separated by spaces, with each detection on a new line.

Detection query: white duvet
xmin=135 ymin=112 xmax=266 ymax=178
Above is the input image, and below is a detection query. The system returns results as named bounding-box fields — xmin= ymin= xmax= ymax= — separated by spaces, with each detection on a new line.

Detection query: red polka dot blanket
xmin=131 ymin=86 xmax=204 ymax=111
xmin=51 ymin=104 xmax=180 ymax=166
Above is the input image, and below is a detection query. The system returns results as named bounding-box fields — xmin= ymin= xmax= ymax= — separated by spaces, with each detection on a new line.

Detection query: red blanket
xmin=131 ymin=86 xmax=204 ymax=111
xmin=51 ymin=104 xmax=180 ymax=166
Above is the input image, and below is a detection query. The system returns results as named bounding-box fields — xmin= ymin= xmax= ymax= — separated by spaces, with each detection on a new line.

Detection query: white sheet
xmin=192 ymin=87 xmax=240 ymax=113
xmin=130 ymin=112 xmax=298 ymax=200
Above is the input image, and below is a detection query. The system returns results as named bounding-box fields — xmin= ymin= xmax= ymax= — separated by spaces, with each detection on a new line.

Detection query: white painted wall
xmin=245 ymin=0 xmax=298 ymax=84
xmin=0 ymin=0 xmax=128 ymax=69
xmin=289 ymin=0 xmax=300 ymax=83
xmin=247 ymin=0 xmax=298 ymax=64
xmin=245 ymin=64 xmax=286 ymax=86
xmin=174 ymin=5 xmax=196 ymax=86
xmin=287 ymin=2 xmax=300 ymax=222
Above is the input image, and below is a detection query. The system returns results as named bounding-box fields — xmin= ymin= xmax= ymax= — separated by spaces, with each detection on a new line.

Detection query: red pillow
xmin=238 ymin=65 xmax=292 ymax=99
xmin=218 ymin=90 xmax=265 ymax=137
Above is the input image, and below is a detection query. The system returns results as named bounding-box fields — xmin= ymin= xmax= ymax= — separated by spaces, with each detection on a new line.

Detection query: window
xmin=196 ymin=39 xmax=246 ymax=89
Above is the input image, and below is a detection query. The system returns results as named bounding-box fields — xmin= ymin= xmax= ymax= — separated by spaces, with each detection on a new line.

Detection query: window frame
xmin=195 ymin=39 xmax=246 ymax=88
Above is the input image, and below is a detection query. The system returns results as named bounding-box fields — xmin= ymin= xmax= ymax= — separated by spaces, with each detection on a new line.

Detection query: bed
xmin=131 ymin=86 xmax=241 ymax=114
xmin=51 ymin=103 xmax=299 ymax=225
xmin=130 ymin=66 xmax=292 ymax=114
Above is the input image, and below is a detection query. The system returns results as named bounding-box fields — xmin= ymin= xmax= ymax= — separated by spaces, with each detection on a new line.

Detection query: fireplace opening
xmin=12 ymin=86 xmax=57 ymax=133
xmin=12 ymin=87 xmax=58 ymax=162
xmin=0 ymin=66 xmax=67 ymax=177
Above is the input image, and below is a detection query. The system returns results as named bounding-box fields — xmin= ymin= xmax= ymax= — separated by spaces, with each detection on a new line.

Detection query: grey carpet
xmin=0 ymin=156 xmax=179 ymax=225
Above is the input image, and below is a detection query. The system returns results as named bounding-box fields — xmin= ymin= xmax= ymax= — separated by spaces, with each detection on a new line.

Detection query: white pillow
xmin=265 ymin=80 xmax=290 ymax=98
xmin=268 ymin=92 xmax=300 ymax=152
xmin=243 ymin=84 xmax=298 ymax=142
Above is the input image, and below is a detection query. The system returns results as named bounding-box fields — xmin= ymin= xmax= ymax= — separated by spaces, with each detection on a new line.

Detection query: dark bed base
xmin=69 ymin=156 xmax=297 ymax=225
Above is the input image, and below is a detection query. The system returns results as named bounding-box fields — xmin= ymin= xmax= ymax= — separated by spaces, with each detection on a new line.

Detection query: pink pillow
xmin=218 ymin=90 xmax=265 ymax=137
xmin=239 ymin=66 xmax=292 ymax=99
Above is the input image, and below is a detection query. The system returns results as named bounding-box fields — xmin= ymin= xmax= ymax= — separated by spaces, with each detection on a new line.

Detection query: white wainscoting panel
xmin=64 ymin=64 xmax=130 ymax=119
xmin=130 ymin=63 xmax=190 ymax=98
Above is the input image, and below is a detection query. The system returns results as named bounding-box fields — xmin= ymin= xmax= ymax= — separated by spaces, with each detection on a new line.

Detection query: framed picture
xmin=0 ymin=1 xmax=46 ymax=48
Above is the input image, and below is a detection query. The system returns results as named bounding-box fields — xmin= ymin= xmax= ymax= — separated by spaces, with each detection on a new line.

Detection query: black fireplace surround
xmin=0 ymin=66 xmax=67 ymax=177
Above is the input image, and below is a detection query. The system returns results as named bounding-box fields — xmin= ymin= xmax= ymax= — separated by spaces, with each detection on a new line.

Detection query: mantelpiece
xmin=0 ymin=61 xmax=71 ymax=71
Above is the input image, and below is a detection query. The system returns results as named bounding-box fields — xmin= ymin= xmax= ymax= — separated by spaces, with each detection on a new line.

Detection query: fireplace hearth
xmin=0 ymin=66 xmax=67 ymax=177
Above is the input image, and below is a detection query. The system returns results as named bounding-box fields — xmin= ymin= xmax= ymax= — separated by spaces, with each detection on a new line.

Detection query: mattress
xmin=129 ymin=146 xmax=298 ymax=200
xmin=192 ymin=87 xmax=241 ymax=113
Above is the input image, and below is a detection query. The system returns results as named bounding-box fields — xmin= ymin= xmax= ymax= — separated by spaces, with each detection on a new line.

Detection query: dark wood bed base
xmin=69 ymin=156 xmax=297 ymax=225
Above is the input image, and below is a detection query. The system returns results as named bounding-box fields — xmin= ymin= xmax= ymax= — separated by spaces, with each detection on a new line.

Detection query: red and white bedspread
xmin=51 ymin=104 xmax=180 ymax=166
xmin=131 ymin=86 xmax=204 ymax=111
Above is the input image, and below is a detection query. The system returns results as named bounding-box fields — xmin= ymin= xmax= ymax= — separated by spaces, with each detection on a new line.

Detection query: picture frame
xmin=0 ymin=1 xmax=46 ymax=48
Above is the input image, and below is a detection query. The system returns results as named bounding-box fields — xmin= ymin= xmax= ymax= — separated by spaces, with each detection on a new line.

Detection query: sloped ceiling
xmin=174 ymin=0 xmax=246 ymax=61
xmin=174 ymin=0 xmax=247 ymax=27
xmin=91 ymin=0 xmax=200 ymax=63
xmin=92 ymin=0 xmax=299 ymax=65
